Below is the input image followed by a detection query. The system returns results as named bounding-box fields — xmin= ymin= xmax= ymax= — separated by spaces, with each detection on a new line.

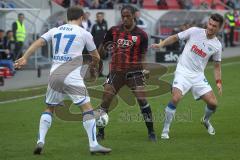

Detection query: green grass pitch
xmin=0 ymin=57 xmax=240 ymax=160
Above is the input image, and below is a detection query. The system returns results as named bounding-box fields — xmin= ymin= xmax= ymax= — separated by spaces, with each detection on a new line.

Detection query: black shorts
xmin=104 ymin=70 xmax=145 ymax=93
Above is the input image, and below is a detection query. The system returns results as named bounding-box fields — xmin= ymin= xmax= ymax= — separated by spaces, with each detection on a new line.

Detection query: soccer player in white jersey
xmin=14 ymin=6 xmax=111 ymax=154
xmin=151 ymin=13 xmax=224 ymax=139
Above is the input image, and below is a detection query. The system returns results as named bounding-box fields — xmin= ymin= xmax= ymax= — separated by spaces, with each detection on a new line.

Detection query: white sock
xmin=204 ymin=106 xmax=215 ymax=121
xmin=83 ymin=118 xmax=98 ymax=148
xmin=37 ymin=112 xmax=52 ymax=144
xmin=162 ymin=106 xmax=176 ymax=134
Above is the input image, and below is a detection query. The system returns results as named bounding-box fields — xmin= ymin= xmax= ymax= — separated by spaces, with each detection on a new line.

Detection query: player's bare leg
xmin=34 ymin=107 xmax=55 ymax=155
xmin=201 ymin=91 xmax=218 ymax=135
xmin=161 ymin=87 xmax=183 ymax=139
xmin=80 ymin=102 xmax=111 ymax=154
xmin=132 ymin=86 xmax=156 ymax=142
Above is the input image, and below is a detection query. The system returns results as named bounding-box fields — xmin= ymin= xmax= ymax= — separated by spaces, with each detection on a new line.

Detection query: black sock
xmin=98 ymin=127 xmax=105 ymax=135
xmin=141 ymin=106 xmax=154 ymax=134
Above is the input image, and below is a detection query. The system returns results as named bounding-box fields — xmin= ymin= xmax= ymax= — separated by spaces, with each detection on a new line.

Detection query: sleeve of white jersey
xmin=40 ymin=28 xmax=55 ymax=43
xmin=177 ymin=27 xmax=197 ymax=41
xmin=212 ymin=43 xmax=222 ymax=62
xmin=85 ymin=32 xmax=97 ymax=52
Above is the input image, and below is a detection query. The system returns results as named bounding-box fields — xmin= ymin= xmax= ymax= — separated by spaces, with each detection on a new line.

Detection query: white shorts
xmin=172 ymin=72 xmax=212 ymax=100
xmin=45 ymin=71 xmax=90 ymax=106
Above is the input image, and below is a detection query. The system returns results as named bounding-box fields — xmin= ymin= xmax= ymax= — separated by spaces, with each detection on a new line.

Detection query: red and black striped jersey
xmin=102 ymin=24 xmax=148 ymax=72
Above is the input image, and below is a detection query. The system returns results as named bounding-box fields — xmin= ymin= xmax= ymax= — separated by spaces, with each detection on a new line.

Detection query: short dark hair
xmin=97 ymin=12 xmax=104 ymax=16
xmin=210 ymin=13 xmax=224 ymax=27
xmin=18 ymin=13 xmax=24 ymax=17
xmin=6 ymin=30 xmax=12 ymax=35
xmin=121 ymin=5 xmax=136 ymax=15
xmin=67 ymin=6 xmax=84 ymax=21
xmin=0 ymin=29 xmax=4 ymax=33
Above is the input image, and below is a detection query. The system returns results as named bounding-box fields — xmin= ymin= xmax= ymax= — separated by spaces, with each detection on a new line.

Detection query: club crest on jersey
xmin=132 ymin=36 xmax=137 ymax=43
xmin=191 ymin=45 xmax=207 ymax=58
xmin=208 ymin=47 xmax=213 ymax=52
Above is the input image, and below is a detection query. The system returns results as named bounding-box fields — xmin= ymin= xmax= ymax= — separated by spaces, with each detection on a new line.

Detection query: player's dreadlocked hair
xmin=121 ymin=4 xmax=136 ymax=15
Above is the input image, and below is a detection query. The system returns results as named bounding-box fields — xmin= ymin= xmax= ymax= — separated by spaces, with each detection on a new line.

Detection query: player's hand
xmin=216 ymin=82 xmax=222 ymax=96
xmin=14 ymin=57 xmax=27 ymax=69
xmin=150 ymin=40 xmax=163 ymax=49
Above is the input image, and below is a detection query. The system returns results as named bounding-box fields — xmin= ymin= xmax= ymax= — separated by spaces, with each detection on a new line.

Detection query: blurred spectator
xmin=234 ymin=0 xmax=240 ymax=9
xmin=235 ymin=10 xmax=240 ymax=27
xmin=0 ymin=0 xmax=5 ymax=8
xmin=82 ymin=12 xmax=92 ymax=31
xmin=55 ymin=19 xmax=67 ymax=27
xmin=135 ymin=9 xmax=147 ymax=30
xmin=62 ymin=0 xmax=70 ymax=8
xmin=210 ymin=0 xmax=217 ymax=9
xmin=224 ymin=22 xmax=231 ymax=47
xmin=134 ymin=0 xmax=144 ymax=8
xmin=98 ymin=0 xmax=114 ymax=9
xmin=88 ymin=0 xmax=114 ymax=9
xmin=177 ymin=0 xmax=193 ymax=10
xmin=0 ymin=30 xmax=15 ymax=75
xmin=201 ymin=13 xmax=211 ymax=28
xmin=183 ymin=0 xmax=193 ymax=9
xmin=91 ymin=12 xmax=108 ymax=49
xmin=118 ymin=0 xmax=132 ymax=3
xmin=3 ymin=30 xmax=15 ymax=59
xmin=12 ymin=13 xmax=26 ymax=60
xmin=91 ymin=12 xmax=108 ymax=76
xmin=225 ymin=11 xmax=236 ymax=47
xmin=198 ymin=1 xmax=209 ymax=9
xmin=226 ymin=0 xmax=235 ymax=9
xmin=157 ymin=0 xmax=168 ymax=9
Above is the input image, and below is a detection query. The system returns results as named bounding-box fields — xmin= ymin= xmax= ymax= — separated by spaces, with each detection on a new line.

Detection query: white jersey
xmin=41 ymin=24 xmax=96 ymax=75
xmin=176 ymin=27 xmax=222 ymax=77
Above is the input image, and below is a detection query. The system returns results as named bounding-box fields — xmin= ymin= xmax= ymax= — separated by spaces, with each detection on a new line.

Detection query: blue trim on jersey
xmin=40 ymin=37 xmax=48 ymax=44
xmin=167 ymin=102 xmax=176 ymax=110
xmin=82 ymin=110 xmax=94 ymax=116
xmin=74 ymin=97 xmax=87 ymax=106
xmin=42 ymin=112 xmax=53 ymax=117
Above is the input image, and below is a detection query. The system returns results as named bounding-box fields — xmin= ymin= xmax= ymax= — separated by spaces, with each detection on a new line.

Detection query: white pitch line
xmin=1 ymin=60 xmax=239 ymax=105
xmin=0 ymin=95 xmax=44 ymax=105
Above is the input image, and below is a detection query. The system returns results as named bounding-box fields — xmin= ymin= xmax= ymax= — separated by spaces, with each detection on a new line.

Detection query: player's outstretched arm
xmin=89 ymin=49 xmax=100 ymax=66
xmin=214 ymin=61 xmax=222 ymax=96
xmin=151 ymin=34 xmax=179 ymax=49
xmin=14 ymin=38 xmax=46 ymax=69
xmin=88 ymin=49 xmax=101 ymax=79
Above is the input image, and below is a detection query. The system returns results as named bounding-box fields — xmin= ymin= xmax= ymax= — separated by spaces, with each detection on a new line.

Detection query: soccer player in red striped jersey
xmin=97 ymin=5 xmax=156 ymax=141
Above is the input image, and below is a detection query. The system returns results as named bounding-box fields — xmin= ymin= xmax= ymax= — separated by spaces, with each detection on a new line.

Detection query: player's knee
xmin=171 ymin=96 xmax=181 ymax=106
xmin=207 ymin=100 xmax=218 ymax=110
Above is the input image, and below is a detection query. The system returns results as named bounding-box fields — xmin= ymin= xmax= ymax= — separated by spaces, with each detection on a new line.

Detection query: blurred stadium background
xmin=0 ymin=0 xmax=240 ymax=159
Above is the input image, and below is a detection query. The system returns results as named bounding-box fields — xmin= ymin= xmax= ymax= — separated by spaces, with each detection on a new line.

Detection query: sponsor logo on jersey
xmin=117 ymin=39 xmax=133 ymax=48
xmin=191 ymin=45 xmax=207 ymax=58
xmin=53 ymin=55 xmax=72 ymax=62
